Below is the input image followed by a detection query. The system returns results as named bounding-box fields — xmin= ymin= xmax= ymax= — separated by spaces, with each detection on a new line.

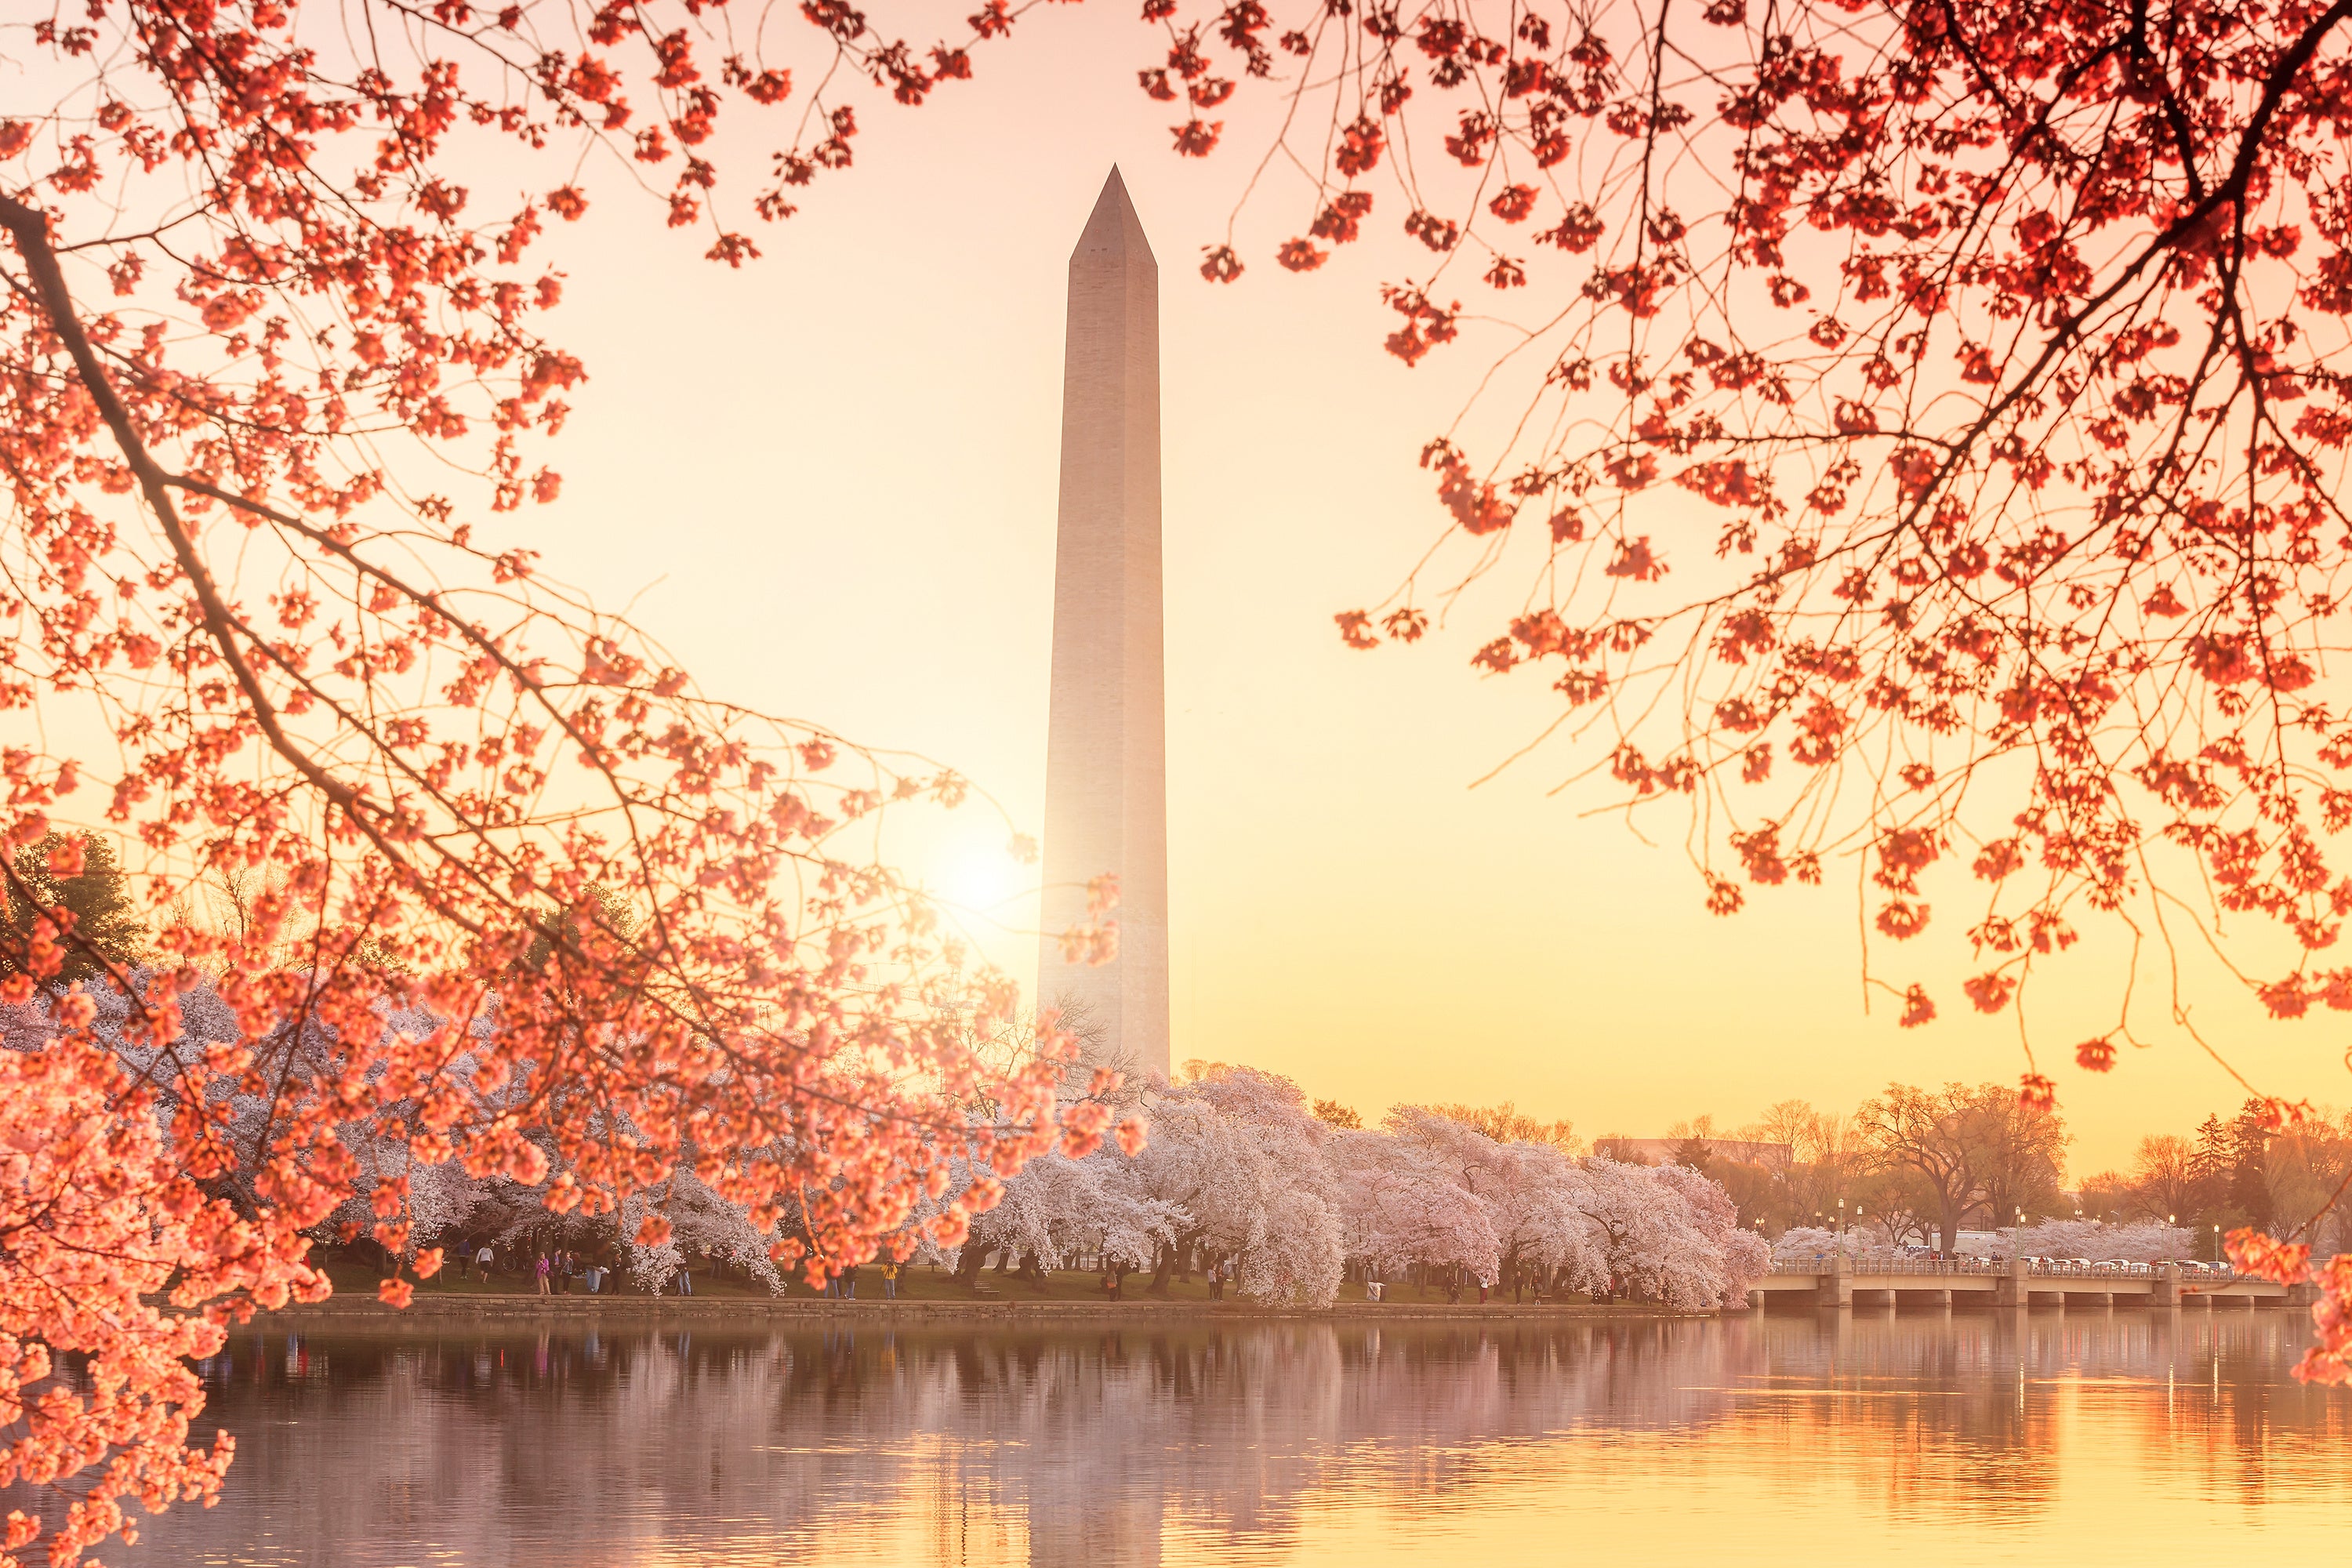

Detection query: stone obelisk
xmin=1036 ymin=169 xmax=1171 ymax=1082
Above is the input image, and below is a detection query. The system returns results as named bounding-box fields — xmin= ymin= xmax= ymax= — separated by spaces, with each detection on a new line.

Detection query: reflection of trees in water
xmin=2127 ymin=1312 xmax=2352 ymax=1514
xmin=1737 ymin=1311 xmax=2352 ymax=1525
xmin=103 ymin=1313 xmax=2352 ymax=1566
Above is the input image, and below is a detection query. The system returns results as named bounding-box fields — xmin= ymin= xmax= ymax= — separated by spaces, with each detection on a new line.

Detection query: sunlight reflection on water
xmin=98 ymin=1309 xmax=2352 ymax=1567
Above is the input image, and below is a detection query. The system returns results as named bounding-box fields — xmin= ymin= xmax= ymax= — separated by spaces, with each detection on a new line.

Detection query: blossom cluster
xmin=932 ymin=1068 xmax=1766 ymax=1310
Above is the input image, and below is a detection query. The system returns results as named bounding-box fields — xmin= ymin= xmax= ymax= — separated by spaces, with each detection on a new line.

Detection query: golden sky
xmin=501 ymin=5 xmax=2343 ymax=1176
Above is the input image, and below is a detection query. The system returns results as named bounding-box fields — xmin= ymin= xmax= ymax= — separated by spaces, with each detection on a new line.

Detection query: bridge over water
xmin=1753 ymin=1257 xmax=2317 ymax=1312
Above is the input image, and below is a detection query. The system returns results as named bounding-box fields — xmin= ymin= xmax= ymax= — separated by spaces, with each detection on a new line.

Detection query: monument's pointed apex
xmin=1074 ymin=167 xmax=1155 ymax=267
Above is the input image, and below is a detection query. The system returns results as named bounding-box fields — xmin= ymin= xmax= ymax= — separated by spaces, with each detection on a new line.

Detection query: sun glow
xmin=927 ymin=833 xmax=1029 ymax=920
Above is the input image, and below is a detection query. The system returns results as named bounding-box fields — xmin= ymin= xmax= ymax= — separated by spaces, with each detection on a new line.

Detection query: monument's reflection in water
xmin=122 ymin=1309 xmax=2351 ymax=1566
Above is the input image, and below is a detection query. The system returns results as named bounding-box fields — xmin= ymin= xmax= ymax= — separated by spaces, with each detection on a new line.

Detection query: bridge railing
xmin=1766 ymin=1258 xmax=2002 ymax=1278
xmin=1764 ymin=1256 xmax=2233 ymax=1281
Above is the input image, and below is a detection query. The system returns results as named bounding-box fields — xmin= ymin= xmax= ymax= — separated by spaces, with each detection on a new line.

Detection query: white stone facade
xmin=1036 ymin=169 xmax=1171 ymax=1081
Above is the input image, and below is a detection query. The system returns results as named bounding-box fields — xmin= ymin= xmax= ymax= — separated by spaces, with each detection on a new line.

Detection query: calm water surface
xmin=115 ymin=1311 xmax=2350 ymax=1566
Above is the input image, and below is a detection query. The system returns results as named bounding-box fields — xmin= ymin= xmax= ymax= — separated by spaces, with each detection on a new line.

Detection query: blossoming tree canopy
xmin=0 ymin=5 xmax=2341 ymax=1555
xmin=0 ymin=5 xmax=1149 ymax=1559
xmin=930 ymin=1076 xmax=1765 ymax=1308
xmin=1104 ymin=0 xmax=2352 ymax=1083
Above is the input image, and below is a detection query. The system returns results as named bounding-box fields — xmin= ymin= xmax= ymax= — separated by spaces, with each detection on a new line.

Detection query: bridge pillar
xmin=2288 ymin=1282 xmax=2321 ymax=1312
xmin=1815 ymin=1255 xmax=1851 ymax=1310
xmin=2096 ymin=1293 xmax=2114 ymax=1309
xmin=2151 ymin=1265 xmax=2180 ymax=1308
xmin=1932 ymin=1289 xmax=1952 ymax=1308
xmin=1995 ymin=1257 xmax=2028 ymax=1309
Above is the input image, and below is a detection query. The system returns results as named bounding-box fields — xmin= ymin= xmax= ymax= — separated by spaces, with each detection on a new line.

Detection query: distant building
xmin=1593 ymin=1137 xmax=1795 ymax=1171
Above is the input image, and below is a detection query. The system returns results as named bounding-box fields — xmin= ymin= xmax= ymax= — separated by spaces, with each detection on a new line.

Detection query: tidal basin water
xmin=122 ymin=1309 xmax=2349 ymax=1566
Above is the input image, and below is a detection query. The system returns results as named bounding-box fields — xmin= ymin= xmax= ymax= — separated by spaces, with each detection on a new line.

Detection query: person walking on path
xmin=535 ymin=1253 xmax=551 ymax=1297
xmin=475 ymin=1242 xmax=494 ymax=1283
xmin=840 ymin=1265 xmax=856 ymax=1299
xmin=677 ymin=1265 xmax=692 ymax=1297
xmin=881 ymin=1261 xmax=899 ymax=1300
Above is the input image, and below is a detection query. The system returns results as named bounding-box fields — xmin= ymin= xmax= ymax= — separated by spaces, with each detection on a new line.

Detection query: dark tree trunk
xmin=1936 ymin=1200 xmax=1965 ymax=1256
xmin=953 ymin=1243 xmax=989 ymax=1290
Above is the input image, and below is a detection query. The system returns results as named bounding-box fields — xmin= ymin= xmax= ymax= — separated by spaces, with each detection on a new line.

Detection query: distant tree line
xmin=2074 ymin=1110 xmax=2352 ymax=1261
xmin=1607 ymin=1087 xmax=2352 ymax=1262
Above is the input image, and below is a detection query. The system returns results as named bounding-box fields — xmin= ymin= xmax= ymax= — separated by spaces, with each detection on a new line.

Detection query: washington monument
xmin=1036 ymin=169 xmax=1171 ymax=1081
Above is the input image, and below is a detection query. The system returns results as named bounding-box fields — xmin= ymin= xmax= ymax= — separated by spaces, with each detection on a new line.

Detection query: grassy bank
xmin=288 ymin=1258 xmax=1628 ymax=1318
